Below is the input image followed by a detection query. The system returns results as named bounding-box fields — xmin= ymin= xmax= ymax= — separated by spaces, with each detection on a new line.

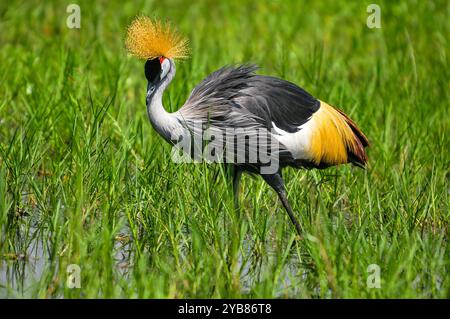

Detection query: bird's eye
xmin=144 ymin=58 xmax=161 ymax=82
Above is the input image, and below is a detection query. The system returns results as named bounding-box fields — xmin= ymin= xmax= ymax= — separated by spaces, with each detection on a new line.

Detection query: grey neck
xmin=146 ymin=60 xmax=180 ymax=142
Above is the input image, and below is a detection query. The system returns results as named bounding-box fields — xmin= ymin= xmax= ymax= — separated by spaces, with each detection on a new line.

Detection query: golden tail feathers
xmin=309 ymin=101 xmax=369 ymax=168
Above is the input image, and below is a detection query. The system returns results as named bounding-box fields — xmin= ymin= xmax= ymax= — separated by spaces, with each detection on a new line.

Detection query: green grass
xmin=0 ymin=0 xmax=449 ymax=298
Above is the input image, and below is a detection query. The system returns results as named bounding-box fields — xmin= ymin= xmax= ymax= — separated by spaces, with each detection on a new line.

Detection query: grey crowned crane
xmin=126 ymin=17 xmax=369 ymax=236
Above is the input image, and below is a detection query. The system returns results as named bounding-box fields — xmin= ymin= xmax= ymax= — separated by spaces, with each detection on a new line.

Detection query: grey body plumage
xmin=179 ymin=64 xmax=319 ymax=134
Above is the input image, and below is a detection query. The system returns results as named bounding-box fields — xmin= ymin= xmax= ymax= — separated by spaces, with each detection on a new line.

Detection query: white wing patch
xmin=271 ymin=120 xmax=315 ymax=160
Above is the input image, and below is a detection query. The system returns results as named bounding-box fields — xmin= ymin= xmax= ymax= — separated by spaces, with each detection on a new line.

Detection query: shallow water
xmin=0 ymin=224 xmax=48 ymax=297
xmin=0 ymin=222 xmax=134 ymax=297
xmin=0 ymin=221 xmax=307 ymax=297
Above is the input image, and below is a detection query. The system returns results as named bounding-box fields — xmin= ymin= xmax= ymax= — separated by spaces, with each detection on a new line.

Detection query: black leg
xmin=262 ymin=173 xmax=302 ymax=237
xmin=233 ymin=168 xmax=242 ymax=212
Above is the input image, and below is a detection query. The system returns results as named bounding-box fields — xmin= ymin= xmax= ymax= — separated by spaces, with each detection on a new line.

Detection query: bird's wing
xmin=177 ymin=65 xmax=368 ymax=168
xmin=178 ymin=65 xmax=319 ymax=131
xmin=179 ymin=65 xmax=320 ymax=133
xmin=177 ymin=65 xmax=263 ymax=129
xmin=234 ymin=75 xmax=320 ymax=132
xmin=182 ymin=65 xmax=258 ymax=109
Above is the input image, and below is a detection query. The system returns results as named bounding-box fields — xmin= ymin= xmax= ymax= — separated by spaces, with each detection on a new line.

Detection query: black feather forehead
xmin=145 ymin=58 xmax=161 ymax=82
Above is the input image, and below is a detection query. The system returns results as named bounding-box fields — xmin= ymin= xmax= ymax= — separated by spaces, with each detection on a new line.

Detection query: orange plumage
xmin=125 ymin=16 xmax=190 ymax=60
xmin=309 ymin=101 xmax=368 ymax=167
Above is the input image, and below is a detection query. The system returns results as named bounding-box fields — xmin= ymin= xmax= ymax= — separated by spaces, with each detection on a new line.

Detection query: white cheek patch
xmin=271 ymin=120 xmax=314 ymax=160
xmin=160 ymin=59 xmax=170 ymax=79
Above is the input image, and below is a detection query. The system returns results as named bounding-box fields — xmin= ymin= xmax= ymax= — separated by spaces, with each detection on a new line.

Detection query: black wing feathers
xmin=184 ymin=65 xmax=319 ymax=132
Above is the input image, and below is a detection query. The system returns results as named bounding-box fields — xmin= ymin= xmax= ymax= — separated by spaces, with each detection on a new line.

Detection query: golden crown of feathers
xmin=125 ymin=16 xmax=190 ymax=60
